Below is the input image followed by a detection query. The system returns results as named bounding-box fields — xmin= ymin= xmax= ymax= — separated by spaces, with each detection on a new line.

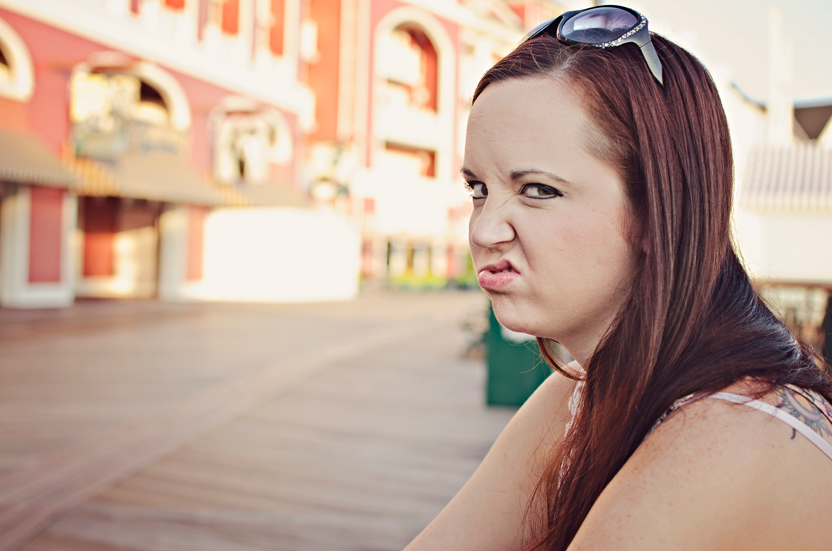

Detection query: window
xmin=0 ymin=16 xmax=35 ymax=101
xmin=136 ymin=80 xmax=169 ymax=124
xmin=71 ymin=73 xmax=170 ymax=126
xmin=379 ymin=26 xmax=438 ymax=112
xmin=71 ymin=70 xmax=179 ymax=158
xmin=208 ymin=0 xmax=240 ymax=35
xmin=256 ymin=0 xmax=286 ymax=57
xmin=215 ymin=115 xmax=270 ymax=183
xmin=212 ymin=103 xmax=292 ymax=185
xmin=269 ymin=0 xmax=285 ymax=55
xmin=380 ymin=143 xmax=436 ymax=177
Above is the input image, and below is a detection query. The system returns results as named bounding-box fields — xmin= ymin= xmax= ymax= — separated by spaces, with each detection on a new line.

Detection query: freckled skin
xmin=464 ymin=76 xmax=639 ymax=365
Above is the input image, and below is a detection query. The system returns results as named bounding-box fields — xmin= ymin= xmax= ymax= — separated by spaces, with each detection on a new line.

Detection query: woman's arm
xmin=404 ymin=370 xmax=578 ymax=551
xmin=566 ymin=393 xmax=832 ymax=551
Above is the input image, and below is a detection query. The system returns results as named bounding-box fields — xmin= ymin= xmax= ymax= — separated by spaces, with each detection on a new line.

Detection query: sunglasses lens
xmin=561 ymin=7 xmax=638 ymax=44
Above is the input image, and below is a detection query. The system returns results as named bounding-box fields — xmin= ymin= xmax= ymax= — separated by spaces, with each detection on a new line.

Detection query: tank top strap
xmin=648 ymin=392 xmax=698 ymax=434
xmin=652 ymin=386 xmax=832 ymax=461
xmin=707 ymin=391 xmax=832 ymax=461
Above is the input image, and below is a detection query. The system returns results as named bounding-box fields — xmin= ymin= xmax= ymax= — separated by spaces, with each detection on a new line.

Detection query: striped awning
xmin=0 ymin=131 xmax=79 ymax=188
xmin=742 ymin=143 xmax=832 ymax=212
xmin=69 ymin=150 xmax=235 ymax=206
xmin=68 ymin=150 xmax=312 ymax=208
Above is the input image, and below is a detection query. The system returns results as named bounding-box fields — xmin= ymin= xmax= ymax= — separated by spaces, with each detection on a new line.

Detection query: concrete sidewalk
xmin=0 ymin=291 xmax=515 ymax=550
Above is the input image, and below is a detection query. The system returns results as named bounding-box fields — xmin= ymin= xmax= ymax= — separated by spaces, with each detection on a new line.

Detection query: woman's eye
xmin=521 ymin=184 xmax=562 ymax=198
xmin=466 ymin=182 xmax=488 ymax=199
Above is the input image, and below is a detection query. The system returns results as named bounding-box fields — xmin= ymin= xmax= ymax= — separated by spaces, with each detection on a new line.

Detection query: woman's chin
xmin=491 ymin=307 xmax=536 ymax=337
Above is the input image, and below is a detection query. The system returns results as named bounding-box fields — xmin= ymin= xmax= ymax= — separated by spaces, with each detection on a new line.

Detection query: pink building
xmin=0 ymin=0 xmax=313 ymax=307
xmin=0 ymin=0 xmax=561 ymax=307
xmin=305 ymin=0 xmax=563 ymax=282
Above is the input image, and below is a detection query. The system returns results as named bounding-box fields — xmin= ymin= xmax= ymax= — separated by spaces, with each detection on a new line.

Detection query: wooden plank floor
xmin=0 ymin=291 xmax=516 ymax=550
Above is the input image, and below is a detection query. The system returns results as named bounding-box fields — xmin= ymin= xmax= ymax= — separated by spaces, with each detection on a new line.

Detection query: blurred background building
xmin=727 ymin=6 xmax=832 ymax=352
xmin=303 ymin=0 xmax=563 ymax=287
xmin=1 ymin=0 xmax=831 ymax=323
xmin=0 ymin=0 xmax=564 ymax=308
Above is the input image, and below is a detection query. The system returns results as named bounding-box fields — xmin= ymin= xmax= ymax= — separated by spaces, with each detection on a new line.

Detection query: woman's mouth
xmin=478 ymin=261 xmax=519 ymax=291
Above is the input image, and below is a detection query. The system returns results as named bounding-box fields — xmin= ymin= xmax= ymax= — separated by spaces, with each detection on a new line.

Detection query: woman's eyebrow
xmin=510 ymin=169 xmax=569 ymax=183
xmin=460 ymin=168 xmax=568 ymax=183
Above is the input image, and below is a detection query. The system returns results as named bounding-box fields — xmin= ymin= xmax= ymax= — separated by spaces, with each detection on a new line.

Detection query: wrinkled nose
xmin=469 ymin=202 xmax=516 ymax=250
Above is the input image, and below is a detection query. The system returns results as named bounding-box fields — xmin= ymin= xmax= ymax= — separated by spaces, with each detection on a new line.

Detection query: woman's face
xmin=464 ymin=76 xmax=639 ymax=365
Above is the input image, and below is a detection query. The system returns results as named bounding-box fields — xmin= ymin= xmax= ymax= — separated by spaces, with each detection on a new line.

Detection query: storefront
xmin=0 ymin=130 xmax=79 ymax=308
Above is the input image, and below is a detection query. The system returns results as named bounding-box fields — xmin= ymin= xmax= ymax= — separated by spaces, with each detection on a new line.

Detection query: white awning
xmin=742 ymin=143 xmax=832 ymax=212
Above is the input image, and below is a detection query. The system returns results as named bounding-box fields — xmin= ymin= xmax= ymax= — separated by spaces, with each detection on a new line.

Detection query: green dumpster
xmin=486 ymin=305 xmax=551 ymax=406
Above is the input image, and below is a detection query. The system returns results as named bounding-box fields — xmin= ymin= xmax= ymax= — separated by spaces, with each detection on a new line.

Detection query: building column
xmin=387 ymin=238 xmax=407 ymax=277
xmin=429 ymin=239 xmax=447 ymax=277
xmin=412 ymin=242 xmax=429 ymax=277
xmin=158 ymin=203 xmax=208 ymax=301
xmin=0 ymin=184 xmax=77 ymax=308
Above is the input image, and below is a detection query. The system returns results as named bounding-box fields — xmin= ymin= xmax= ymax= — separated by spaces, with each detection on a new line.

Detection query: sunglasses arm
xmin=639 ymin=40 xmax=664 ymax=85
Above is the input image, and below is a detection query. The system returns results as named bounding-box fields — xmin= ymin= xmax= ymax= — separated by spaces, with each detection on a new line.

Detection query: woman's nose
xmin=469 ymin=201 xmax=516 ymax=249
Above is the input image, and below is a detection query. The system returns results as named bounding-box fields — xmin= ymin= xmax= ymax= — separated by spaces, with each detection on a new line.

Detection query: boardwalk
xmin=0 ymin=291 xmax=515 ymax=550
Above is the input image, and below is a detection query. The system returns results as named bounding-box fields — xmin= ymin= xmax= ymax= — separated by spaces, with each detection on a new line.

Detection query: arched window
xmin=371 ymin=9 xmax=455 ymax=181
xmin=71 ymin=56 xmax=190 ymax=127
xmin=0 ymin=15 xmax=34 ymax=102
xmin=70 ymin=57 xmax=190 ymax=159
xmin=379 ymin=25 xmax=438 ymax=112
xmin=136 ymin=79 xmax=169 ymax=124
xmin=211 ymin=98 xmax=292 ymax=185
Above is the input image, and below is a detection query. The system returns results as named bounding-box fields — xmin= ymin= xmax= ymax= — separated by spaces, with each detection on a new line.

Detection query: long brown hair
xmin=472 ymin=32 xmax=832 ymax=551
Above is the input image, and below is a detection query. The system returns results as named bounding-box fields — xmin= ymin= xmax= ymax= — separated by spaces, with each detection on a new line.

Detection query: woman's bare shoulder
xmin=404 ymin=368 xmax=578 ymax=551
xmin=566 ymin=385 xmax=832 ymax=551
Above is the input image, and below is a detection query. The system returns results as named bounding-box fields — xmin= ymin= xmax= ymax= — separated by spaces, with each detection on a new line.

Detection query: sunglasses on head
xmin=523 ymin=5 xmax=664 ymax=86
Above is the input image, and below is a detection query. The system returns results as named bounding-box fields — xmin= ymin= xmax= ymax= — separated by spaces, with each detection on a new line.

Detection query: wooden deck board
xmin=0 ymin=292 xmax=515 ymax=550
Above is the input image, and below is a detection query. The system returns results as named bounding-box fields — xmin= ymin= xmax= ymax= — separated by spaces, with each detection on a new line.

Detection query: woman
xmin=405 ymin=5 xmax=832 ymax=551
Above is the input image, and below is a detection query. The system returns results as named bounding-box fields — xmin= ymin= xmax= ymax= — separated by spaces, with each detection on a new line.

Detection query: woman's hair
xmin=472 ymin=32 xmax=832 ymax=551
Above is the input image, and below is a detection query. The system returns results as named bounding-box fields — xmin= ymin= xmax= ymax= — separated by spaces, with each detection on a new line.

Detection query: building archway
xmin=69 ymin=54 xmax=198 ymax=299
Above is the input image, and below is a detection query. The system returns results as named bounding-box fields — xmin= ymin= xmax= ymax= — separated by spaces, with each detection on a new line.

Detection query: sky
xmin=565 ymin=0 xmax=832 ymax=102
